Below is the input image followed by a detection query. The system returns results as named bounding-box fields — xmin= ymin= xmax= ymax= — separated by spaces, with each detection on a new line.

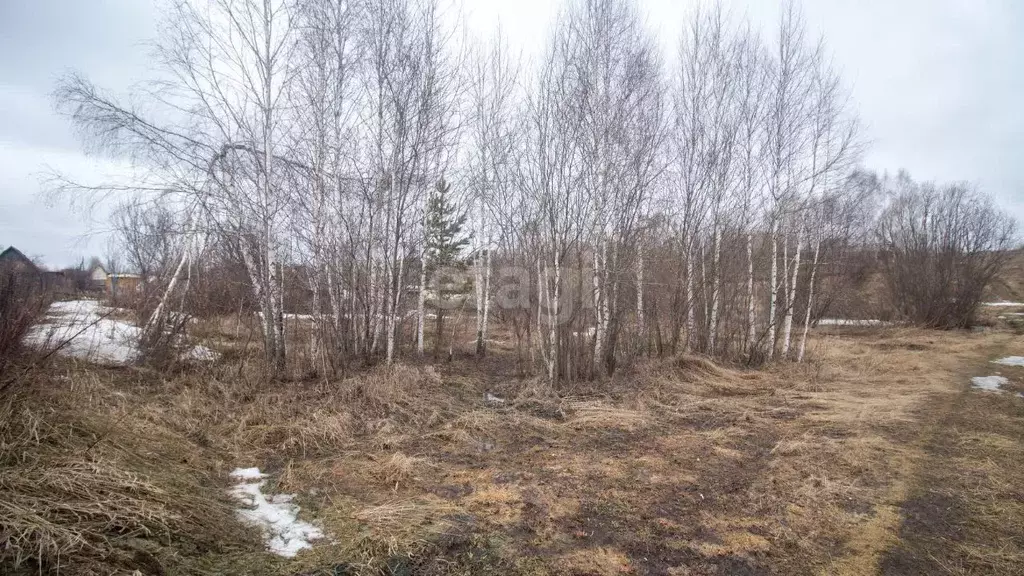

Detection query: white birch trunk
xmin=326 ymin=261 xmax=342 ymax=353
xmin=781 ymin=226 xmax=802 ymax=358
xmin=145 ymin=237 xmax=192 ymax=337
xmin=766 ymin=219 xmax=778 ymax=359
xmin=416 ymin=244 xmax=426 ymax=355
xmin=308 ymin=271 xmax=321 ymax=367
xmin=684 ymin=235 xmax=695 ymax=353
xmin=370 ymin=259 xmax=381 ymax=354
xmin=700 ymin=238 xmax=709 ymax=324
xmin=261 ymin=1 xmax=284 ymax=373
xmin=474 ymin=199 xmax=486 ymax=355
xmin=604 ymin=239 xmax=614 ymax=357
xmin=592 ymin=247 xmax=603 ymax=372
xmin=746 ymin=231 xmax=756 ymax=356
xmin=385 ymin=245 xmax=404 ymax=364
xmin=481 ymin=228 xmax=491 ymax=354
xmin=550 ymin=256 xmax=560 ymax=382
xmin=636 ymin=249 xmax=645 ymax=351
xmin=782 ymin=226 xmax=789 ymax=322
xmin=540 ymin=260 xmax=556 ymax=381
xmin=267 ymin=246 xmax=286 ymax=371
xmin=708 ymin=223 xmax=722 ymax=353
xmin=797 ymin=237 xmax=820 ymax=363
xmin=536 ymin=259 xmax=544 ymax=371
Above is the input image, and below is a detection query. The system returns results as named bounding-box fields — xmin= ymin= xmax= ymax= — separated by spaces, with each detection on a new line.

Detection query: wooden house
xmin=0 ymin=246 xmax=42 ymax=283
xmin=106 ymin=273 xmax=142 ymax=299
xmin=89 ymin=263 xmax=108 ymax=290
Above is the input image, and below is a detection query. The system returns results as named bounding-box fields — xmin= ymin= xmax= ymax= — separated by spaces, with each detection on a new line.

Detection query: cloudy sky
xmin=2 ymin=0 xmax=1022 ymax=268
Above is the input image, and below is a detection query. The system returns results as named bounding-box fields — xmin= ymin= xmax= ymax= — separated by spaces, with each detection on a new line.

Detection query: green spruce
xmin=423 ymin=177 xmax=471 ymax=358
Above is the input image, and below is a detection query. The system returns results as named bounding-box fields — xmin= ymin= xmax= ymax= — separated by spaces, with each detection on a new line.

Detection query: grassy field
xmin=2 ymin=322 xmax=1023 ymax=575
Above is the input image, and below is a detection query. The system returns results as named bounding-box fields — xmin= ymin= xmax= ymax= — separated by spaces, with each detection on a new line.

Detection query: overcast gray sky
xmin=2 ymin=0 xmax=1022 ymax=268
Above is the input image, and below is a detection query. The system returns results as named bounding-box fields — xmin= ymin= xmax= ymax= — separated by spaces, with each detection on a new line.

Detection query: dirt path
xmin=881 ymin=339 xmax=1024 ymax=575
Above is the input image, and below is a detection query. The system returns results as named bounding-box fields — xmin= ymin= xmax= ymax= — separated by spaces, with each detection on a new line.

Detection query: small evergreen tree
xmin=423 ymin=177 xmax=470 ymax=357
xmin=424 ymin=177 xmax=470 ymax=274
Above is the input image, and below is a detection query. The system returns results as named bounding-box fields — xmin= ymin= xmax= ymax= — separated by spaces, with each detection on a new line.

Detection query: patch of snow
xmin=464 ymin=338 xmax=509 ymax=346
xmin=971 ymin=375 xmax=1009 ymax=392
xmin=984 ymin=301 xmax=1024 ymax=307
xmin=25 ymin=300 xmax=140 ymax=364
xmin=183 ymin=345 xmax=220 ymax=362
xmin=484 ymin=392 xmax=506 ymax=405
xmin=817 ymin=318 xmax=888 ymax=326
xmin=228 ymin=467 xmax=323 ymax=558
xmin=230 ymin=467 xmax=267 ymax=481
xmin=256 ymin=311 xmax=316 ymax=321
xmin=25 ymin=300 xmax=217 ymax=365
xmin=993 ymin=357 xmax=1024 ymax=367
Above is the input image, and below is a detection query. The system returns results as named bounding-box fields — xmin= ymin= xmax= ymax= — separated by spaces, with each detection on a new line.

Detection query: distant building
xmin=0 ymin=246 xmax=43 ymax=283
xmin=43 ymin=270 xmax=77 ymax=294
xmin=106 ymin=273 xmax=142 ymax=299
xmin=89 ymin=263 xmax=108 ymax=290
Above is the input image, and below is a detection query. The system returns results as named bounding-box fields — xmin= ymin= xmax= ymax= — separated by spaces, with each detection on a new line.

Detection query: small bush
xmin=0 ymin=270 xmax=51 ymax=377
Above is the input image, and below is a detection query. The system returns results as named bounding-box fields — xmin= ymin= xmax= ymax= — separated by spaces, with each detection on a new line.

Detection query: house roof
xmin=0 ymin=246 xmax=40 ymax=273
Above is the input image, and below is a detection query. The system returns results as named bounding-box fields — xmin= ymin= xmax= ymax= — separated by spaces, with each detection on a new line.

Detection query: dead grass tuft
xmin=336 ymin=364 xmax=450 ymax=427
xmin=673 ymin=354 xmax=726 ymax=379
xmin=349 ymin=497 xmax=462 ymax=556
xmin=567 ymin=400 xmax=649 ymax=431
xmin=557 ymin=547 xmax=634 ymax=575
xmin=0 ymin=362 xmax=254 ymax=575
xmin=375 ymin=452 xmax=424 ymax=490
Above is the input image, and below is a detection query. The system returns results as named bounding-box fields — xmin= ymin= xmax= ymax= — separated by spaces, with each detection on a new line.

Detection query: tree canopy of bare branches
xmin=51 ymin=0 xmax=1016 ymax=380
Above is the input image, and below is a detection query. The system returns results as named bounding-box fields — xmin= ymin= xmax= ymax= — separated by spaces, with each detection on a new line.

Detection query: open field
xmin=2 ymin=322 xmax=1024 ymax=575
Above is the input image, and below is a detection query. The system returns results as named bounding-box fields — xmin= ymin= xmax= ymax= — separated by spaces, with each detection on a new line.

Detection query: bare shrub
xmin=135 ymin=302 xmax=192 ymax=369
xmin=0 ymin=270 xmax=51 ymax=378
xmin=877 ymin=174 xmax=1018 ymax=328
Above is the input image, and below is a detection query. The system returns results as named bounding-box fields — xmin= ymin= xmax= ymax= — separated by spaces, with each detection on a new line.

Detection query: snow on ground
xmin=228 ymin=467 xmax=323 ymax=558
xmin=256 ymin=311 xmax=315 ymax=321
xmin=25 ymin=300 xmax=141 ymax=364
xmin=983 ymin=302 xmax=1024 ymax=307
xmin=816 ymin=318 xmax=889 ymax=326
xmin=993 ymin=357 xmax=1024 ymax=367
xmin=971 ymin=375 xmax=1009 ymax=392
xmin=25 ymin=300 xmax=218 ymax=365
xmin=182 ymin=344 xmax=218 ymax=361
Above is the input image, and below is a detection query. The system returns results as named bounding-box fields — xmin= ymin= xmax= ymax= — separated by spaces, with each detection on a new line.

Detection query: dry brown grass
xmin=0 ymin=362 xmax=258 ymax=575
xmin=3 ymin=320 xmax=1023 ymax=575
xmin=375 ymin=452 xmax=424 ymax=489
xmin=556 ymin=547 xmax=634 ymax=575
xmin=566 ymin=400 xmax=650 ymax=431
xmin=349 ymin=497 xmax=463 ymax=556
